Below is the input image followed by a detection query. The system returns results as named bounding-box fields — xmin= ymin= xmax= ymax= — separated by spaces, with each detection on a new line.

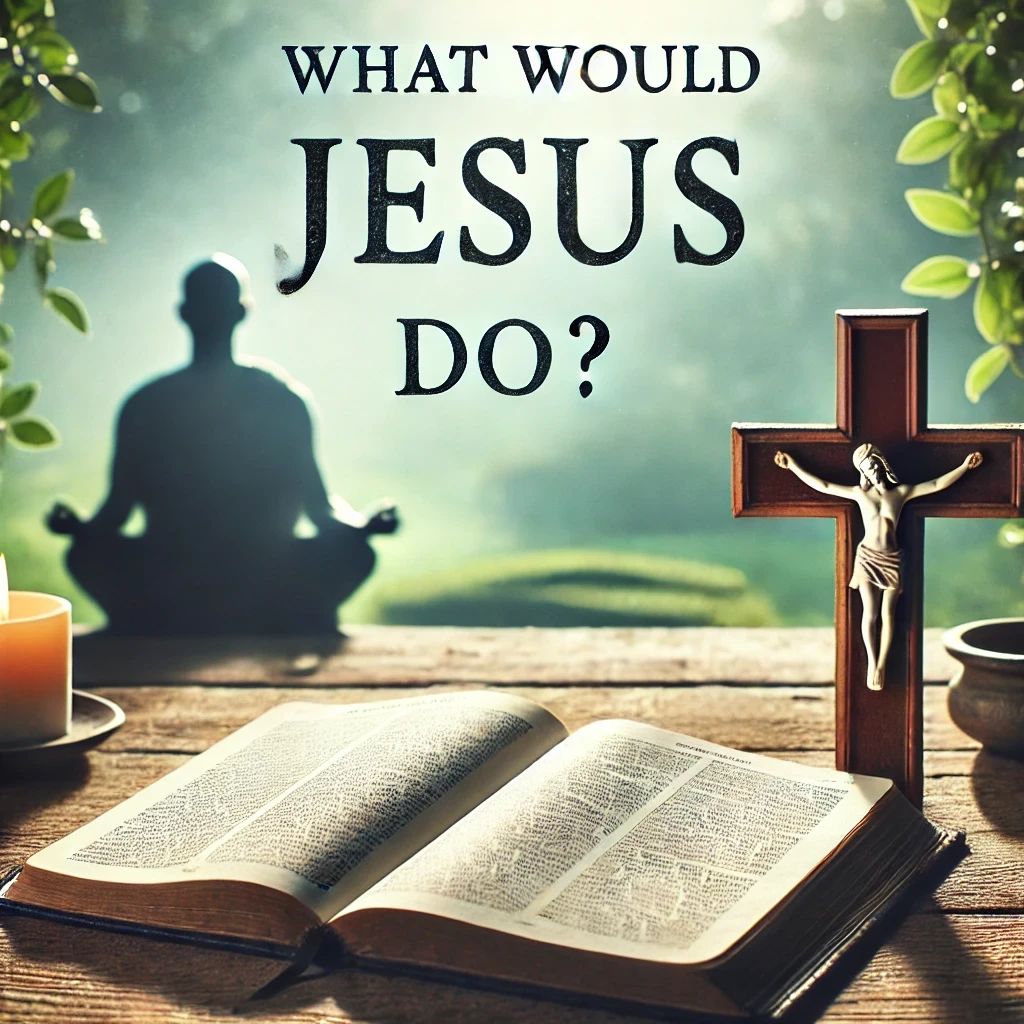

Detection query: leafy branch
xmin=892 ymin=0 xmax=1024 ymax=402
xmin=0 ymin=0 xmax=102 ymax=454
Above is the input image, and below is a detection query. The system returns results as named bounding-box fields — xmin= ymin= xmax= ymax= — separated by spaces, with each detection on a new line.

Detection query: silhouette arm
xmin=295 ymin=401 xmax=367 ymax=531
xmin=775 ymin=451 xmax=858 ymax=499
xmin=905 ymin=452 xmax=983 ymax=501
xmin=88 ymin=405 xmax=140 ymax=533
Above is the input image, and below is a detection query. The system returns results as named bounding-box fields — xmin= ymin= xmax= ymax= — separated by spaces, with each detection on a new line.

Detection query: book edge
xmin=0 ymin=865 xmax=302 ymax=962
xmin=757 ymin=827 xmax=969 ymax=1022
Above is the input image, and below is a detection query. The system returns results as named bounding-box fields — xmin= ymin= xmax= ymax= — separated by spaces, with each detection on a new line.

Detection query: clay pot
xmin=944 ymin=618 xmax=1024 ymax=759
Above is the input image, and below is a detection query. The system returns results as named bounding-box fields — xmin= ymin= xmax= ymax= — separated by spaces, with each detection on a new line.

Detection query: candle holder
xmin=0 ymin=690 xmax=124 ymax=769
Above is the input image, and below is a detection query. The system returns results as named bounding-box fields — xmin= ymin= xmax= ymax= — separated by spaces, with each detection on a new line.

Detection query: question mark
xmin=570 ymin=315 xmax=610 ymax=399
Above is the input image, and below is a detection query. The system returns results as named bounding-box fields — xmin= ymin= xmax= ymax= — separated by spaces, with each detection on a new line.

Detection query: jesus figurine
xmin=773 ymin=444 xmax=983 ymax=691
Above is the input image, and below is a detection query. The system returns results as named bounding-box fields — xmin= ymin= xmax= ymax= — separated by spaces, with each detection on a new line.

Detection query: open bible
xmin=2 ymin=692 xmax=963 ymax=1019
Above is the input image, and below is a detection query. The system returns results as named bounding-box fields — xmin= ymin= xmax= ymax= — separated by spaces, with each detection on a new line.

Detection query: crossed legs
xmin=66 ymin=525 xmax=377 ymax=635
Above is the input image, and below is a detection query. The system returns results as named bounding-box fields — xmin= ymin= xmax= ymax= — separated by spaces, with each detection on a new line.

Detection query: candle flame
xmin=0 ymin=553 xmax=8 ymax=622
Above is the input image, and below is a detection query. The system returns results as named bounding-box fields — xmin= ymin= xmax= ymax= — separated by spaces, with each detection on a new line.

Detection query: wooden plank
xmin=67 ymin=683 xmax=980 ymax=757
xmin=825 ymin=912 xmax=1024 ymax=1022
xmin=72 ymin=627 xmax=960 ymax=687
xmin=1 ymin=912 xmax=1021 ymax=1023
xmin=91 ymin=683 xmax=845 ymax=754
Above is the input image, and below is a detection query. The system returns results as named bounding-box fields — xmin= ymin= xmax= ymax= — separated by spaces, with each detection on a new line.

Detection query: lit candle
xmin=0 ymin=555 xmax=72 ymax=746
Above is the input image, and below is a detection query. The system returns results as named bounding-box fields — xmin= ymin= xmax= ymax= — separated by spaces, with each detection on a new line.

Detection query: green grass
xmin=369 ymin=548 xmax=779 ymax=627
xmin=596 ymin=521 xmax=1024 ymax=628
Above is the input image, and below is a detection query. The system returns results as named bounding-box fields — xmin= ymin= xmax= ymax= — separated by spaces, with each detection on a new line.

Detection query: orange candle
xmin=0 ymin=556 xmax=72 ymax=746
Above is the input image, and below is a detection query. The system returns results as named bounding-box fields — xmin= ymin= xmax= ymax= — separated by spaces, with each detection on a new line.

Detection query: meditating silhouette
xmin=47 ymin=254 xmax=397 ymax=634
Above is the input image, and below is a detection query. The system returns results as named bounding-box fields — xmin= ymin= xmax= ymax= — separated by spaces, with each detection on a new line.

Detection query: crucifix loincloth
xmin=849 ymin=542 xmax=903 ymax=595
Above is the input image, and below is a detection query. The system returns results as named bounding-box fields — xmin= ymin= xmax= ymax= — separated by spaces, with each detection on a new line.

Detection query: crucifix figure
xmin=732 ymin=310 xmax=1021 ymax=807
xmin=774 ymin=444 xmax=983 ymax=692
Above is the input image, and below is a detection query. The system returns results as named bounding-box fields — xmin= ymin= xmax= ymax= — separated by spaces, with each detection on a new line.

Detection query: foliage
xmin=0 ymin=0 xmax=101 ymax=457
xmin=893 ymin=0 xmax=1024 ymax=402
xmin=997 ymin=517 xmax=1024 ymax=578
xmin=369 ymin=549 xmax=778 ymax=627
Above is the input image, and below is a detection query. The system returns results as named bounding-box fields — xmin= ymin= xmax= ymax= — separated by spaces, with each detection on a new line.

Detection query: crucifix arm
xmin=904 ymin=451 xmax=983 ymax=500
xmin=774 ymin=450 xmax=858 ymax=498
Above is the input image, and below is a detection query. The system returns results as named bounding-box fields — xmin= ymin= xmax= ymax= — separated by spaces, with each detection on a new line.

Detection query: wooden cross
xmin=732 ymin=310 xmax=1021 ymax=807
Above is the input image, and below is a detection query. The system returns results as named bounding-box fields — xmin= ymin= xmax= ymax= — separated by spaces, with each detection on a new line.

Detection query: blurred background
xmin=1 ymin=0 xmax=1021 ymax=628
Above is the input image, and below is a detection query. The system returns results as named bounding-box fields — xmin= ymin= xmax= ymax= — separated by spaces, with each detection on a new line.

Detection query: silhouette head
xmin=179 ymin=253 xmax=251 ymax=357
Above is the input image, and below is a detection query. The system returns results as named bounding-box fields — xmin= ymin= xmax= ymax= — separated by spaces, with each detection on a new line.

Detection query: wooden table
xmin=2 ymin=627 xmax=1022 ymax=1023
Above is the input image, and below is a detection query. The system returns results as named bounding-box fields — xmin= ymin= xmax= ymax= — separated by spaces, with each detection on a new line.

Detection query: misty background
xmin=1 ymin=0 xmax=1020 ymax=627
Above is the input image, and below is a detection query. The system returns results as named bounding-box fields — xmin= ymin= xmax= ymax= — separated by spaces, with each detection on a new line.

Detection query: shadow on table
xmin=3 ymin=911 xmax=956 ymax=1024
xmin=7 ymin=893 xmax=1018 ymax=1024
xmin=2 ymin=912 xmax=282 ymax=1008
xmin=1 ymin=915 xmax=653 ymax=1024
xmin=970 ymin=750 xmax=1024 ymax=835
xmin=73 ymin=631 xmax=349 ymax=685
xmin=890 ymin=896 xmax=1021 ymax=1024
xmin=0 ymin=757 xmax=91 ymax=865
xmin=255 ymin=966 xmax=663 ymax=1024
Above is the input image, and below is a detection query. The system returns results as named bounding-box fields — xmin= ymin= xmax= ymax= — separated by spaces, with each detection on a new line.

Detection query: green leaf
xmin=44 ymin=286 xmax=89 ymax=334
xmin=33 ymin=237 xmax=53 ymax=290
xmin=891 ymin=40 xmax=948 ymax=99
xmin=897 ymin=116 xmax=961 ymax=164
xmin=949 ymin=136 xmax=986 ymax=192
xmin=978 ymin=108 xmax=1017 ymax=133
xmin=932 ymin=73 xmax=963 ymax=119
xmin=28 ymin=30 xmax=76 ymax=72
xmin=45 ymin=73 xmax=101 ymax=113
xmin=0 ymin=349 xmax=10 ymax=373
xmin=910 ymin=0 xmax=949 ymax=18
xmin=0 ymin=74 xmax=25 ymax=111
xmin=905 ymin=188 xmax=978 ymax=235
xmin=0 ymin=241 xmax=19 ymax=272
xmin=7 ymin=0 xmax=47 ymax=24
xmin=4 ymin=89 xmax=42 ymax=124
xmin=965 ymin=344 xmax=1010 ymax=402
xmin=904 ymin=0 xmax=938 ymax=38
xmin=949 ymin=42 xmax=985 ymax=74
xmin=51 ymin=217 xmax=89 ymax=240
xmin=32 ymin=169 xmax=73 ymax=221
xmin=901 ymin=255 xmax=973 ymax=297
xmin=0 ymin=381 xmax=37 ymax=417
xmin=8 ymin=415 xmax=58 ymax=449
xmin=970 ymin=51 xmax=1014 ymax=114
xmin=973 ymin=268 xmax=1004 ymax=343
xmin=0 ymin=126 xmax=32 ymax=162
xmin=904 ymin=0 xmax=950 ymax=37
xmin=0 ymin=322 xmax=14 ymax=345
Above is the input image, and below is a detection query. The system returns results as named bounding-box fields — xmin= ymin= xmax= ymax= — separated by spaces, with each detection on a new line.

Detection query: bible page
xmin=345 ymin=719 xmax=890 ymax=964
xmin=27 ymin=691 xmax=566 ymax=919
